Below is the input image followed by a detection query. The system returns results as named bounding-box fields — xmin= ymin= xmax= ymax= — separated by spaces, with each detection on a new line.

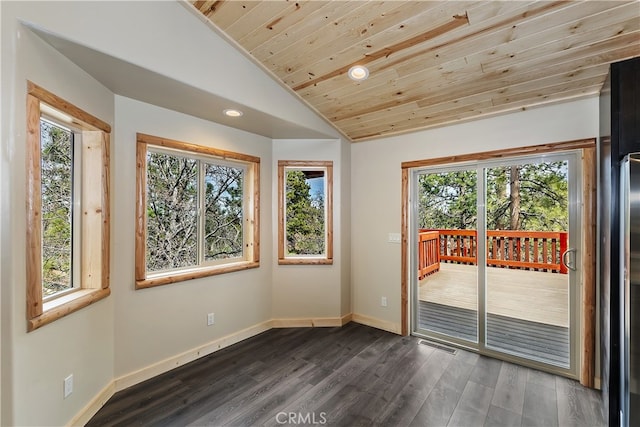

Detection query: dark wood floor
xmin=87 ymin=323 xmax=604 ymax=426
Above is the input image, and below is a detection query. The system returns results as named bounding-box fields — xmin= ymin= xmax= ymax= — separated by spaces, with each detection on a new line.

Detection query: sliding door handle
xmin=562 ymin=248 xmax=577 ymax=271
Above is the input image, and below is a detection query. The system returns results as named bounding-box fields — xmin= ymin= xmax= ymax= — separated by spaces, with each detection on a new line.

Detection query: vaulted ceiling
xmin=188 ymin=1 xmax=640 ymax=142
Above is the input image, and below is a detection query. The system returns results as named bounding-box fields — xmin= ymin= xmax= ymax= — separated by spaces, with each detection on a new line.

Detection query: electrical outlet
xmin=207 ymin=312 xmax=215 ymax=326
xmin=388 ymin=233 xmax=401 ymax=243
xmin=64 ymin=374 xmax=73 ymax=398
xmin=381 ymin=296 xmax=388 ymax=307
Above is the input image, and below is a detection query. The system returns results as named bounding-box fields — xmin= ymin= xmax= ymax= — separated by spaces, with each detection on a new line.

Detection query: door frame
xmin=400 ymin=138 xmax=597 ymax=386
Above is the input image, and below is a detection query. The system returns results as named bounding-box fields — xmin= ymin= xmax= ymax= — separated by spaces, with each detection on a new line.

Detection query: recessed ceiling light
xmin=348 ymin=65 xmax=369 ymax=81
xmin=223 ymin=109 xmax=243 ymax=117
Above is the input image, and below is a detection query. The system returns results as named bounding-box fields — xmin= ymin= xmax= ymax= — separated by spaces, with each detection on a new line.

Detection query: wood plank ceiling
xmin=189 ymin=1 xmax=640 ymax=142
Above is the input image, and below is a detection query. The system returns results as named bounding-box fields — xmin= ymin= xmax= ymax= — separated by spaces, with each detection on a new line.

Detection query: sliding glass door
xmin=412 ymin=153 xmax=579 ymax=375
xmin=414 ymin=166 xmax=479 ymax=345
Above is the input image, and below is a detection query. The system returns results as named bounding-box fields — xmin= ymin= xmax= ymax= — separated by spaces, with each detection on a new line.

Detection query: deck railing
xmin=418 ymin=229 xmax=569 ymax=279
xmin=418 ymin=231 xmax=441 ymax=279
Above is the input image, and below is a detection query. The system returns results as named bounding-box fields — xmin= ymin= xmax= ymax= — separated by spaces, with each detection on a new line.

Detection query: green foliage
xmin=40 ymin=120 xmax=73 ymax=296
xmin=146 ymin=152 xmax=198 ymax=271
xmin=418 ymin=171 xmax=477 ymax=230
xmin=419 ymin=161 xmax=568 ymax=231
xmin=285 ymin=170 xmax=325 ymax=255
xmin=486 ymin=162 xmax=568 ymax=231
xmin=203 ymin=163 xmax=244 ymax=260
xmin=145 ymin=152 xmax=245 ymax=272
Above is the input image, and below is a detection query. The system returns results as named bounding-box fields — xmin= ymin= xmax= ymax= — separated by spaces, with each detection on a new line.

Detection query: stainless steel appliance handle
xmin=562 ymin=248 xmax=577 ymax=271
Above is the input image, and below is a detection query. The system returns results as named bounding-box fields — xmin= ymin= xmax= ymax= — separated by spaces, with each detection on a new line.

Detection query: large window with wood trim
xmin=26 ymin=81 xmax=111 ymax=332
xmin=278 ymin=161 xmax=333 ymax=265
xmin=135 ymin=134 xmax=260 ymax=289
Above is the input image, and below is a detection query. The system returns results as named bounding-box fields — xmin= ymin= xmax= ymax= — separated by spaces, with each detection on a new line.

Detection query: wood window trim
xmin=135 ymin=133 xmax=260 ymax=289
xmin=580 ymin=146 xmax=597 ymax=388
xmin=26 ymin=81 xmax=111 ymax=332
xmin=277 ymin=160 xmax=333 ymax=265
xmin=400 ymin=138 xmax=596 ymax=387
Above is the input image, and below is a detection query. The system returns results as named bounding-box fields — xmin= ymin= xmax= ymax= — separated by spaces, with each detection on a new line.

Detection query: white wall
xmin=272 ymin=139 xmax=349 ymax=319
xmin=18 ymin=1 xmax=335 ymax=139
xmin=113 ymin=97 xmax=274 ymax=378
xmin=1 ymin=5 xmax=115 ymax=425
xmin=340 ymin=138 xmax=352 ymax=316
xmin=350 ymin=98 xmax=600 ymax=332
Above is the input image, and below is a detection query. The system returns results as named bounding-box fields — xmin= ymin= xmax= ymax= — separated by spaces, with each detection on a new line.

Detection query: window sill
xmin=28 ymin=288 xmax=111 ymax=332
xmin=278 ymin=258 xmax=333 ymax=265
xmin=136 ymin=261 xmax=260 ymax=289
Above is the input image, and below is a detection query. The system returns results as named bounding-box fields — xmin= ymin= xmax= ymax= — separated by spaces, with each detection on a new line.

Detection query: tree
xmin=145 ymin=153 xmax=246 ymax=272
xmin=285 ymin=170 xmax=325 ymax=255
xmin=40 ymin=120 xmax=73 ymax=296
xmin=146 ymin=152 xmax=198 ymax=271
xmin=418 ymin=171 xmax=477 ymax=230
xmin=203 ymin=164 xmax=244 ymax=260
xmin=509 ymin=165 xmax=521 ymax=230
xmin=419 ymin=161 xmax=568 ymax=232
xmin=486 ymin=162 xmax=568 ymax=231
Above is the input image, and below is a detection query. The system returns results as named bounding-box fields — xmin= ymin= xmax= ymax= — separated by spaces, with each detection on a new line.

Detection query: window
xmin=135 ymin=133 xmax=260 ymax=288
xmin=39 ymin=117 xmax=77 ymax=298
xmin=26 ymin=81 xmax=111 ymax=332
xmin=278 ymin=161 xmax=333 ymax=265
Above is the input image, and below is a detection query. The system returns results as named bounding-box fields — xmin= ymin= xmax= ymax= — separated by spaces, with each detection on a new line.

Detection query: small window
xmin=26 ymin=81 xmax=111 ymax=332
xmin=135 ymin=134 xmax=260 ymax=288
xmin=278 ymin=161 xmax=333 ymax=265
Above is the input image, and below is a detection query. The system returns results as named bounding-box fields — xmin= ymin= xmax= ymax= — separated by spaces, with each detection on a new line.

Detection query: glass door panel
xmin=484 ymin=160 xmax=572 ymax=368
xmin=415 ymin=168 xmax=478 ymax=343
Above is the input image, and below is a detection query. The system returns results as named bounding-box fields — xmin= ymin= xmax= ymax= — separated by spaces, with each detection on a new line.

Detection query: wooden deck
xmin=419 ymin=263 xmax=568 ymax=327
xmin=418 ymin=263 xmax=570 ymax=367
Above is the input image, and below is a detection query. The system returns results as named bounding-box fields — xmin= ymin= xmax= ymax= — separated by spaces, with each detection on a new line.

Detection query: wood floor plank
xmin=371 ymin=339 xmax=435 ymax=387
xmin=527 ymin=366 xmax=559 ymax=389
xmin=490 ymin=362 xmax=527 ymax=415
xmin=316 ymin=386 xmax=377 ymax=427
xmin=263 ymin=331 xmax=398 ymax=426
xmin=409 ymin=381 xmax=462 ymax=427
xmin=484 ymin=404 xmax=522 ymax=427
xmin=522 ymin=381 xmax=559 ymax=427
xmin=447 ymin=381 xmax=494 ymax=426
xmin=189 ymin=358 xmax=316 ymax=426
xmin=147 ymin=371 xmax=259 ymax=426
xmin=409 ymin=357 xmax=477 ymax=426
xmin=376 ymin=349 xmax=454 ymax=426
xmin=468 ymin=355 xmax=503 ymax=388
xmin=86 ymin=323 xmax=603 ymax=427
xmin=221 ymin=376 xmax=313 ymax=426
xmin=335 ymin=340 xmax=439 ymax=425
xmin=555 ymin=376 xmax=606 ymax=427
xmin=87 ymin=378 xmax=193 ymax=426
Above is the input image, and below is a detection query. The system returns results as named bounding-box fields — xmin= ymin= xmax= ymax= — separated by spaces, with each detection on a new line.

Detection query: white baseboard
xmin=114 ymin=320 xmax=273 ymax=392
xmin=69 ymin=315 xmax=360 ymax=425
xmin=352 ymin=313 xmax=401 ymax=335
xmin=67 ymin=381 xmax=115 ymax=427
xmin=68 ymin=320 xmax=272 ymax=425
xmin=272 ymin=313 xmax=352 ymax=328
xmin=341 ymin=313 xmax=353 ymax=325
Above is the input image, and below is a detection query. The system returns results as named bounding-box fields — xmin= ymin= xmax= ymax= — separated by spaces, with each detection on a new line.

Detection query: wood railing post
xmin=560 ymin=231 xmax=569 ymax=274
xmin=418 ymin=230 xmax=441 ymax=279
